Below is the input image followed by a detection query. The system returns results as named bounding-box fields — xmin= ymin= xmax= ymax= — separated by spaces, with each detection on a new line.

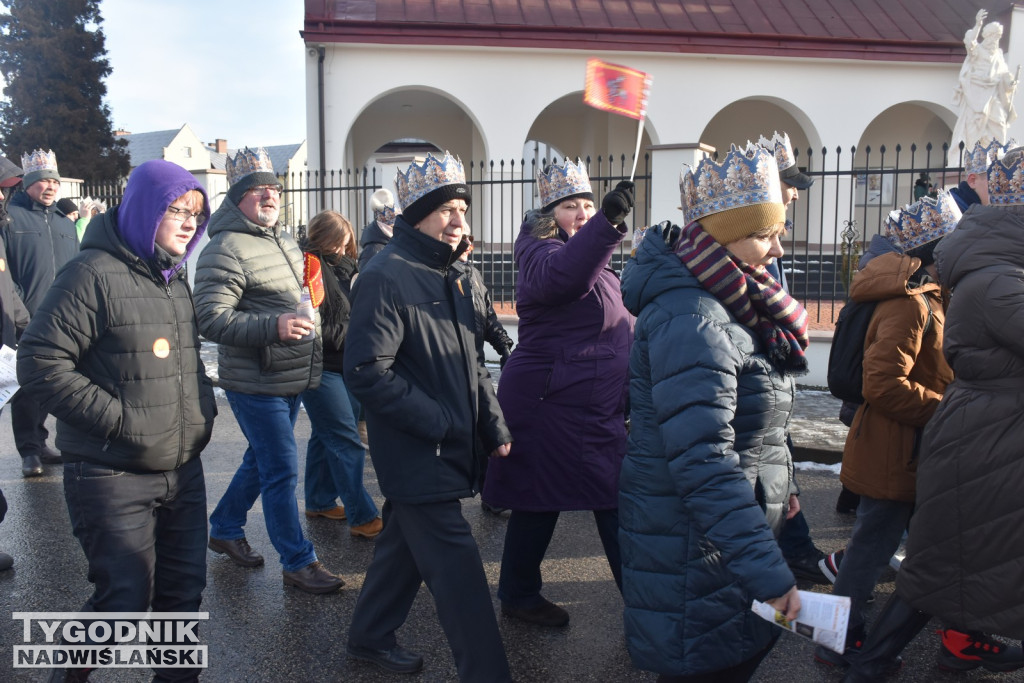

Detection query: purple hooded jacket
xmin=483 ymin=210 xmax=633 ymax=510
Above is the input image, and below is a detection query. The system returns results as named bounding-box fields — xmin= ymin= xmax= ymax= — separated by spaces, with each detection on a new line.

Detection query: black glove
xmin=601 ymin=180 xmax=635 ymax=225
xmin=499 ymin=350 xmax=511 ymax=369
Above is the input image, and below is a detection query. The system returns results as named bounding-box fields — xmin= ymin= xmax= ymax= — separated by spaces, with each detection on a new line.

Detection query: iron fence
xmin=88 ymin=143 xmax=976 ymax=325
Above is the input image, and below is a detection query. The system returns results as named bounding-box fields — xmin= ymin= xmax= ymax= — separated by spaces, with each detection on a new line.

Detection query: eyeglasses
xmin=165 ymin=206 xmax=207 ymax=223
xmin=247 ymin=184 xmax=282 ymax=197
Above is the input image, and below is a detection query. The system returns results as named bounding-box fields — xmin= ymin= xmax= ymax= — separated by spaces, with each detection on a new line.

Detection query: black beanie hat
xmin=401 ymin=183 xmax=471 ymax=227
xmin=56 ymin=198 xmax=78 ymax=216
xmin=227 ymin=171 xmax=280 ymax=205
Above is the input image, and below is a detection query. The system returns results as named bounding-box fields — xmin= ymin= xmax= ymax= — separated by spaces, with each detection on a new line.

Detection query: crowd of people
xmin=1 ymin=133 xmax=1023 ymax=683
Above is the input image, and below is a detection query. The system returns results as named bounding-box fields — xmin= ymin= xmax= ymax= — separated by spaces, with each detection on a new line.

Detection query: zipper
xmin=168 ymin=281 xmax=185 ymax=469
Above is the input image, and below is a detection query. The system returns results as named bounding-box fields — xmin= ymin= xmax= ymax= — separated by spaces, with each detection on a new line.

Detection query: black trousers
xmin=498 ymin=508 xmax=622 ymax=607
xmin=64 ymin=456 xmax=208 ymax=682
xmin=348 ymin=498 xmax=511 ymax=683
xmin=10 ymin=388 xmax=49 ymax=458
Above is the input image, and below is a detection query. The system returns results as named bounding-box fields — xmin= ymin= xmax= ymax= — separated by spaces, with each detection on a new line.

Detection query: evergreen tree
xmin=0 ymin=0 xmax=130 ymax=181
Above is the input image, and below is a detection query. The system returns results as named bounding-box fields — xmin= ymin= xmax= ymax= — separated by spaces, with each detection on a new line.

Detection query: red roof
xmin=302 ymin=0 xmax=1017 ymax=62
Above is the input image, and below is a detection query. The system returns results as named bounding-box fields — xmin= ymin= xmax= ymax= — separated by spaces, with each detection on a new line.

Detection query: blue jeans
xmin=210 ymin=391 xmax=315 ymax=572
xmin=64 ymin=456 xmax=207 ymax=683
xmin=301 ymin=370 xmax=379 ymax=526
xmin=833 ymin=494 xmax=913 ymax=631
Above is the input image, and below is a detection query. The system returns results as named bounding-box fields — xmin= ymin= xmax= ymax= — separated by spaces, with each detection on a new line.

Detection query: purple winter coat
xmin=483 ymin=211 xmax=633 ymax=510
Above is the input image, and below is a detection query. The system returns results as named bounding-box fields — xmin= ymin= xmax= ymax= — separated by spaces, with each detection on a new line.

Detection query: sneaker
xmin=788 ymin=550 xmax=832 ymax=584
xmin=938 ymin=628 xmax=1024 ymax=672
xmin=350 ymin=517 xmax=383 ymax=539
xmin=501 ymin=596 xmax=569 ymax=627
xmin=819 ymin=550 xmax=844 ymax=584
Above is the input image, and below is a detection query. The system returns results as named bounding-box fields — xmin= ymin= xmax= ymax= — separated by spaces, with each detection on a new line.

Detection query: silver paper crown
xmin=21 ymin=149 xmax=57 ymax=175
xmin=884 ymin=190 xmax=962 ymax=252
xmin=538 ymin=158 xmax=592 ymax=208
xmin=226 ymin=147 xmax=274 ymax=186
xmin=680 ymin=147 xmax=782 ymax=224
xmin=395 ymin=152 xmax=466 ymax=211
xmin=985 ymin=146 xmax=1024 ymax=206
xmin=964 ymin=139 xmax=1010 ymax=176
xmin=753 ymin=131 xmax=796 ymax=172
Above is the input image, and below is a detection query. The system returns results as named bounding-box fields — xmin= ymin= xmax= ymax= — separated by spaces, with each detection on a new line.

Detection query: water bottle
xmin=296 ymin=286 xmax=315 ymax=341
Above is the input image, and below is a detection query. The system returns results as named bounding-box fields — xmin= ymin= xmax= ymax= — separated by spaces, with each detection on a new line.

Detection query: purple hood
xmin=117 ymin=160 xmax=210 ymax=281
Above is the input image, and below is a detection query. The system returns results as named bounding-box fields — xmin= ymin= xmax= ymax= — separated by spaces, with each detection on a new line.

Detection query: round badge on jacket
xmin=153 ymin=338 xmax=170 ymax=359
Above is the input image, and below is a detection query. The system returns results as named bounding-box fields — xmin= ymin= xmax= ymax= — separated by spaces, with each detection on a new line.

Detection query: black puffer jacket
xmin=305 ymin=250 xmax=355 ymax=375
xmin=16 ymin=207 xmax=216 ymax=473
xmin=194 ymin=199 xmax=321 ymax=396
xmin=344 ymin=218 xmax=510 ymax=503
xmin=899 ymin=205 xmax=1024 ymax=637
xmin=2 ymin=191 xmax=79 ymax=314
xmin=357 ymin=219 xmax=390 ymax=271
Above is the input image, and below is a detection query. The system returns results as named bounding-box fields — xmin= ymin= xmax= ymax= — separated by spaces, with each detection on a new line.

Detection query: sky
xmin=99 ymin=0 xmax=307 ymax=148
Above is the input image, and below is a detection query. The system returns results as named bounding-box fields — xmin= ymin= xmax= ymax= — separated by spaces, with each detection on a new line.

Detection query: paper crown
xmin=21 ymin=149 xmax=58 ymax=175
xmin=884 ymin=190 xmax=962 ymax=252
xmin=964 ymin=139 xmax=1009 ymax=176
xmin=227 ymin=147 xmax=275 ymax=187
xmin=680 ymin=147 xmax=783 ymax=224
xmin=985 ymin=146 xmax=1024 ymax=206
xmin=752 ymin=131 xmax=797 ymax=172
xmin=371 ymin=188 xmax=396 ymax=225
xmin=395 ymin=152 xmax=466 ymax=212
xmin=538 ymin=158 xmax=593 ymax=209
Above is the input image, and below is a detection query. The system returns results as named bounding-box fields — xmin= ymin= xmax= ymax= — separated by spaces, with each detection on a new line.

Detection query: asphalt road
xmin=0 ymin=395 xmax=1019 ymax=682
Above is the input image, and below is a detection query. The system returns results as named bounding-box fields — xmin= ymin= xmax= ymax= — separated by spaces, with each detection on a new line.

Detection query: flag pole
xmin=629 ymin=118 xmax=644 ymax=182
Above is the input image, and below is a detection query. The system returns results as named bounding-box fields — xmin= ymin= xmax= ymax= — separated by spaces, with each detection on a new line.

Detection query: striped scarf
xmin=673 ymin=221 xmax=809 ymax=375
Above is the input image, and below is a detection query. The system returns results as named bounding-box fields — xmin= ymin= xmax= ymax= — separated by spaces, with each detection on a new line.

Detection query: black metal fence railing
xmin=85 ymin=143 xmax=977 ymax=325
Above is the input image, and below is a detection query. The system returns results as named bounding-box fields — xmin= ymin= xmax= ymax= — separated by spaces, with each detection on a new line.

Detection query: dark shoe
xmin=501 ymin=596 xmax=569 ymax=627
xmin=788 ymin=549 xmax=831 ymax=584
xmin=0 ymin=552 xmax=12 ymax=571
xmin=39 ymin=446 xmax=62 ymax=464
xmin=842 ymin=594 xmax=927 ymax=682
xmin=481 ymin=500 xmax=509 ymax=515
xmin=21 ymin=454 xmax=42 ymax=477
xmin=305 ymin=505 xmax=346 ymax=520
xmin=836 ymin=486 xmax=860 ymax=515
xmin=347 ymin=642 xmax=423 ymax=674
xmin=282 ymin=561 xmax=344 ymax=594
xmin=938 ymin=628 xmax=1024 ymax=672
xmin=816 ymin=625 xmax=902 ymax=673
xmin=208 ymin=536 xmax=264 ymax=568
xmin=819 ymin=549 xmax=844 ymax=584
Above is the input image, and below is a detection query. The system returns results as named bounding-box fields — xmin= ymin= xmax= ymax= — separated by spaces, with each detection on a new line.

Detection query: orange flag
xmin=303 ymin=253 xmax=325 ymax=307
xmin=583 ymin=58 xmax=652 ymax=121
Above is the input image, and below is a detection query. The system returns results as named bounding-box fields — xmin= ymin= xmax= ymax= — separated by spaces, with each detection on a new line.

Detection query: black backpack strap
xmin=918 ymin=291 xmax=934 ymax=337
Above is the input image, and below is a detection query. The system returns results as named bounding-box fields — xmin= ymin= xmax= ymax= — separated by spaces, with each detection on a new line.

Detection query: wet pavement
xmin=0 ymin=381 xmax=1017 ymax=682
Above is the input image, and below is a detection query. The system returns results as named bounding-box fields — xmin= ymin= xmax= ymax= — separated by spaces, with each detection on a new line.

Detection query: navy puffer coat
xmin=618 ymin=225 xmax=796 ymax=677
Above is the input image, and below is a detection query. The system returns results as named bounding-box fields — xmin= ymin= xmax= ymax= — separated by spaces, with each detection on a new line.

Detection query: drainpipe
xmin=317 ymin=45 xmax=326 ymax=209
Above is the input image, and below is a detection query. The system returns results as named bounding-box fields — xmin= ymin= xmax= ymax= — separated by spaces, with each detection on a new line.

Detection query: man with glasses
xmin=343 ymin=152 xmax=512 ymax=679
xmin=2 ymin=149 xmax=78 ymax=477
xmin=17 ymin=160 xmax=217 ymax=682
xmin=195 ymin=147 xmax=343 ymax=595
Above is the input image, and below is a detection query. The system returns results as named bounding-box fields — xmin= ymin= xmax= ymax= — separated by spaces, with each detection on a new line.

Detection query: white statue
xmin=951 ymin=9 xmax=1020 ymax=159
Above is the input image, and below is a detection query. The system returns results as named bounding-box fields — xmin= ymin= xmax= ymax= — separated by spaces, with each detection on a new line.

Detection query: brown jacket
xmin=839 ymin=251 xmax=953 ymax=501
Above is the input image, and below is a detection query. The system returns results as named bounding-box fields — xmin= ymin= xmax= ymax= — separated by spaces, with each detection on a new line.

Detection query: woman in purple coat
xmin=483 ymin=159 xmax=634 ymax=627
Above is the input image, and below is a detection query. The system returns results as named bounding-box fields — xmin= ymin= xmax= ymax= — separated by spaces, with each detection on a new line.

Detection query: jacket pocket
xmin=542 ymin=343 xmax=616 ymax=406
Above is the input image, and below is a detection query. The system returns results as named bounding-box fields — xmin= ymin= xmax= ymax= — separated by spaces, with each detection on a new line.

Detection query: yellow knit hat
xmin=699 ymin=202 xmax=787 ymax=245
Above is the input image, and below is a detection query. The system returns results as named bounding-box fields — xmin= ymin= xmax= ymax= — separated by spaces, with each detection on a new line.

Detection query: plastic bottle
xmin=296 ymin=286 xmax=315 ymax=340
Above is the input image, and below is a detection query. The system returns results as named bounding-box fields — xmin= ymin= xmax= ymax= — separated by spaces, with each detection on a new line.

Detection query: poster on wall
xmin=854 ymin=169 xmax=894 ymax=205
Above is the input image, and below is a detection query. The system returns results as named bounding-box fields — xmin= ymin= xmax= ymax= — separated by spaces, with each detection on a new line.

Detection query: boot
xmin=841 ymin=594 xmax=929 ymax=682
